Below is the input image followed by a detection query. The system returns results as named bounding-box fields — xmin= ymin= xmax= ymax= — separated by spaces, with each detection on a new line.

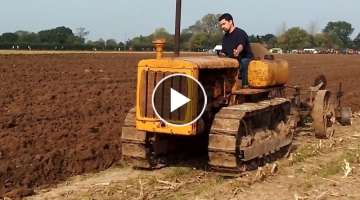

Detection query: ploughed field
xmin=0 ymin=52 xmax=359 ymax=198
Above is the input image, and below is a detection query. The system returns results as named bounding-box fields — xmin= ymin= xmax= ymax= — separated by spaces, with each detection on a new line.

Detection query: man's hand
xmin=233 ymin=49 xmax=239 ymax=57
xmin=218 ymin=52 xmax=226 ymax=57
xmin=233 ymin=44 xmax=244 ymax=57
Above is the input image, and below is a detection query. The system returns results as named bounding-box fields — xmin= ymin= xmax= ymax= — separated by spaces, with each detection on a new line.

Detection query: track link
xmin=208 ymin=98 xmax=295 ymax=172
xmin=121 ymin=108 xmax=161 ymax=169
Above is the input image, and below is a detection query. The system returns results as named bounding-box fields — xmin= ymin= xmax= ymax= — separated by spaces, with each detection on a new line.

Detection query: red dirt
xmin=0 ymin=53 xmax=359 ymax=198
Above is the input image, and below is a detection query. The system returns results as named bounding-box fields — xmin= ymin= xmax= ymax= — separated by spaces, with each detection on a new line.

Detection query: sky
xmin=0 ymin=0 xmax=359 ymax=42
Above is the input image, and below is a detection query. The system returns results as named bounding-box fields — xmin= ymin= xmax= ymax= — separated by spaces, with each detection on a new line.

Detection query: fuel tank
xmin=248 ymin=58 xmax=289 ymax=88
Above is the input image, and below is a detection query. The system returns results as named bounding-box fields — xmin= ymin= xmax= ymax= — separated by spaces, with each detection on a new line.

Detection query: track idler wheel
xmin=311 ymin=90 xmax=336 ymax=138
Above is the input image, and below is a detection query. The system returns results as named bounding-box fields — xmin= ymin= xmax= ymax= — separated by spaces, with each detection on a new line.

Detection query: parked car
xmin=269 ymin=48 xmax=283 ymax=54
xmin=303 ymin=49 xmax=319 ymax=54
xmin=213 ymin=45 xmax=222 ymax=55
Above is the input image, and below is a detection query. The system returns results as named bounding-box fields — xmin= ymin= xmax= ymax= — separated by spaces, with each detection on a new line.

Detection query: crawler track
xmin=122 ymin=98 xmax=295 ymax=171
xmin=208 ymin=98 xmax=295 ymax=172
xmin=121 ymin=108 xmax=168 ymax=169
xmin=121 ymin=108 xmax=154 ymax=169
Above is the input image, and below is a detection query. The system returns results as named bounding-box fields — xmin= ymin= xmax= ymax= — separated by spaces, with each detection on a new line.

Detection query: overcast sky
xmin=0 ymin=0 xmax=359 ymax=41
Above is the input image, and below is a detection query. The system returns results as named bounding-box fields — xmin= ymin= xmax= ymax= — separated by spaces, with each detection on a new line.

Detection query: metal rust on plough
xmin=287 ymin=75 xmax=351 ymax=139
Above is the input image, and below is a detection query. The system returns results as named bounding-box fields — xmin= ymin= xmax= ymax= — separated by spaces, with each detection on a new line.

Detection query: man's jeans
xmin=239 ymin=58 xmax=251 ymax=86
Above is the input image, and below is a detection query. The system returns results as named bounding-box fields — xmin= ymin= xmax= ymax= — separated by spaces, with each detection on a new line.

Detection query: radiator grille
xmin=139 ymin=70 xmax=188 ymax=122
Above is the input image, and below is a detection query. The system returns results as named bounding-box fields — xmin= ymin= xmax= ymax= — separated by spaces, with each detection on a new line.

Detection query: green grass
xmin=317 ymin=160 xmax=343 ymax=178
xmin=163 ymin=167 xmax=193 ymax=180
xmin=293 ymin=144 xmax=319 ymax=163
xmin=344 ymin=145 xmax=360 ymax=164
xmin=311 ymin=145 xmax=360 ymax=178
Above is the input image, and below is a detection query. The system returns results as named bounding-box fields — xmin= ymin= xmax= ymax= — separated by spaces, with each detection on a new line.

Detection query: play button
xmin=170 ymin=88 xmax=191 ymax=112
xmin=152 ymin=74 xmax=207 ymax=127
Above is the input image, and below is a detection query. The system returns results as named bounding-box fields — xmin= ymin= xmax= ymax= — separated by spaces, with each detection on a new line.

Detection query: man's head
xmin=218 ymin=13 xmax=235 ymax=33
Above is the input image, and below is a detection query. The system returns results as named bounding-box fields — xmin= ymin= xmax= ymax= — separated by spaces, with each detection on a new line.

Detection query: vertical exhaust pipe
xmin=174 ymin=0 xmax=182 ymax=57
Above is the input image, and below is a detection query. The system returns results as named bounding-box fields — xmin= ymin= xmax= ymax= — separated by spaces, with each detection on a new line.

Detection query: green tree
xmin=38 ymin=26 xmax=75 ymax=45
xmin=262 ymin=34 xmax=277 ymax=48
xmin=326 ymin=32 xmax=343 ymax=49
xmin=307 ymin=21 xmax=319 ymax=47
xmin=249 ymin=35 xmax=261 ymax=43
xmin=106 ymin=39 xmax=117 ymax=50
xmin=153 ymin=28 xmax=170 ymax=39
xmin=189 ymin=33 xmax=208 ymax=51
xmin=94 ymin=38 xmax=106 ymax=49
xmin=0 ymin=32 xmax=18 ymax=43
xmin=354 ymin=33 xmax=360 ymax=50
xmin=86 ymin=40 xmax=96 ymax=47
xmin=189 ymin=14 xmax=221 ymax=34
xmin=180 ymin=29 xmax=193 ymax=50
xmin=76 ymin=27 xmax=89 ymax=44
xmin=128 ymin=35 xmax=152 ymax=51
xmin=277 ymin=27 xmax=311 ymax=50
xmin=152 ymin=28 xmax=174 ymax=50
xmin=118 ymin=42 xmax=126 ymax=50
xmin=15 ymin=30 xmax=30 ymax=38
xmin=125 ymin=13 xmax=223 ymax=51
xmin=313 ymin=33 xmax=327 ymax=48
xmin=323 ymin=21 xmax=354 ymax=48
xmin=248 ymin=34 xmax=277 ymax=48
xmin=187 ymin=14 xmax=223 ymax=49
xmin=17 ymin=31 xmax=40 ymax=43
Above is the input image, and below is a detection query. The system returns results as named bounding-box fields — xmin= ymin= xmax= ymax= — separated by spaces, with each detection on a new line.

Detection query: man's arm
xmin=233 ymin=44 xmax=244 ymax=57
xmin=233 ymin=30 xmax=247 ymax=58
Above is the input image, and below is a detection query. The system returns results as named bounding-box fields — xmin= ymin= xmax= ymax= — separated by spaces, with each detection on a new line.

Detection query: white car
xmin=270 ymin=48 xmax=283 ymax=54
xmin=213 ymin=45 xmax=222 ymax=55
xmin=303 ymin=49 xmax=319 ymax=54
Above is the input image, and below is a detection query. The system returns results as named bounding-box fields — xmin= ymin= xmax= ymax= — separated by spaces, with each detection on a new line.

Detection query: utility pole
xmin=174 ymin=0 xmax=182 ymax=56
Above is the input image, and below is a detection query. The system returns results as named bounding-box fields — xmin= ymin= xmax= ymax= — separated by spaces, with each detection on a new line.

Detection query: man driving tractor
xmin=218 ymin=13 xmax=254 ymax=88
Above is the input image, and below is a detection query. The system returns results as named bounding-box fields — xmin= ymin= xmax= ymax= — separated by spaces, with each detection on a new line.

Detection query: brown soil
xmin=1 ymin=53 xmax=360 ymax=198
xmin=0 ymin=53 xmax=143 ymax=198
xmin=26 ymin=116 xmax=360 ymax=200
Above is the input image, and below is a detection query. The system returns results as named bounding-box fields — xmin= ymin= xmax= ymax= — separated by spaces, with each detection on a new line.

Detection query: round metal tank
xmin=247 ymin=59 xmax=289 ymax=88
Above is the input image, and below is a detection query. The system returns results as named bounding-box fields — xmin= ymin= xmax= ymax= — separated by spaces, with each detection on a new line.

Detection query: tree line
xmin=0 ymin=27 xmax=124 ymax=51
xmin=1 ymin=14 xmax=360 ymax=51
xmin=131 ymin=14 xmax=360 ymax=51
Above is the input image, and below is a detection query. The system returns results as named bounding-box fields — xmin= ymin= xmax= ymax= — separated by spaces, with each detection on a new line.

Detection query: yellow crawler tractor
xmin=121 ymin=0 xmax=344 ymax=171
xmin=121 ymin=41 xmax=337 ymax=171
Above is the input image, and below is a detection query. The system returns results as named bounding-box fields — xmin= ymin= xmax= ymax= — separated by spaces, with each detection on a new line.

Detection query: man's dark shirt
xmin=222 ymin=27 xmax=253 ymax=60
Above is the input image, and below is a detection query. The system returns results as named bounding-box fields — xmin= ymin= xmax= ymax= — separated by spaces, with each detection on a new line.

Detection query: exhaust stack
xmin=174 ymin=0 xmax=182 ymax=57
